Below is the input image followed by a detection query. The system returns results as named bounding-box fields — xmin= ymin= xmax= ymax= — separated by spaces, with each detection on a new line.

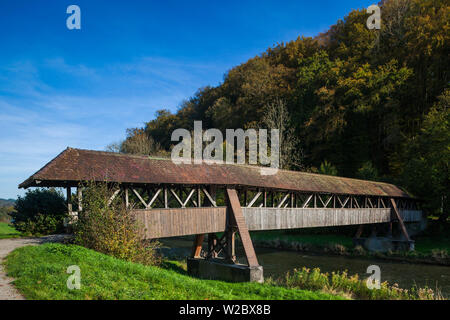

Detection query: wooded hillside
xmin=113 ymin=0 xmax=449 ymax=218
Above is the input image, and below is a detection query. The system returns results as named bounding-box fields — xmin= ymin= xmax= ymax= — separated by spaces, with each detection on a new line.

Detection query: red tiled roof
xmin=19 ymin=147 xmax=411 ymax=198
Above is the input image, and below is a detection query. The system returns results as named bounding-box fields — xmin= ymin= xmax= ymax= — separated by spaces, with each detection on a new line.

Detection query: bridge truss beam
xmin=70 ymin=184 xmax=420 ymax=268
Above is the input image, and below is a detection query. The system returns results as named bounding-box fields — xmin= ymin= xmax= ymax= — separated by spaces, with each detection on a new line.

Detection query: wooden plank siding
xmin=133 ymin=207 xmax=227 ymax=239
xmin=133 ymin=207 xmax=422 ymax=239
xmin=243 ymin=208 xmax=391 ymax=230
xmin=399 ymin=210 xmax=423 ymax=222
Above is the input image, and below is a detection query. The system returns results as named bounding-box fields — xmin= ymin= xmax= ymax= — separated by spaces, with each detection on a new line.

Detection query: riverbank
xmin=160 ymin=237 xmax=450 ymax=298
xmin=250 ymin=230 xmax=450 ymax=266
xmin=3 ymin=243 xmax=343 ymax=300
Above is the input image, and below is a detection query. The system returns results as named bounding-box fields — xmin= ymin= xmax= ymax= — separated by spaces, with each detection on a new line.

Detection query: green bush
xmin=11 ymin=188 xmax=67 ymax=235
xmin=74 ymin=182 xmax=160 ymax=266
xmin=14 ymin=214 xmax=62 ymax=236
xmin=356 ymin=161 xmax=379 ymax=181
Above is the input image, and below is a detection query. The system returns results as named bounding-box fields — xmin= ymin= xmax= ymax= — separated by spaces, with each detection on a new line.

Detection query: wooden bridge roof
xmin=19 ymin=147 xmax=411 ymax=198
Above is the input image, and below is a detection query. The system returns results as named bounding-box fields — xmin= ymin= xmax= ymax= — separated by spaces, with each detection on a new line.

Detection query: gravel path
xmin=0 ymin=235 xmax=70 ymax=300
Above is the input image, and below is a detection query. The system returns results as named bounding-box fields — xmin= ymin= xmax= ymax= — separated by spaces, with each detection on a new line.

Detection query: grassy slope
xmin=0 ymin=222 xmax=21 ymax=239
xmin=3 ymin=243 xmax=344 ymax=300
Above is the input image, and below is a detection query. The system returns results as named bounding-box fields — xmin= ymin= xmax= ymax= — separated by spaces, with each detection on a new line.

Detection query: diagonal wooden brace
xmin=226 ymin=188 xmax=259 ymax=267
xmin=390 ymin=198 xmax=411 ymax=242
xmin=191 ymin=234 xmax=205 ymax=258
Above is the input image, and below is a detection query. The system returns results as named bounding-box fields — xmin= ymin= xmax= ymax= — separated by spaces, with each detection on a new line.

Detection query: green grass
xmin=0 ymin=222 xmax=21 ymax=239
xmin=3 ymin=243 xmax=345 ymax=300
xmin=414 ymin=236 xmax=450 ymax=255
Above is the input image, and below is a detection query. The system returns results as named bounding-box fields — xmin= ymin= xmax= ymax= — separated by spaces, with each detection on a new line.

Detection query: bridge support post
xmin=207 ymin=186 xmax=217 ymax=259
xmin=66 ymin=187 xmax=72 ymax=215
xmin=191 ymin=234 xmax=204 ymax=258
xmin=390 ymin=198 xmax=415 ymax=251
xmin=353 ymin=200 xmax=415 ymax=252
xmin=226 ymin=188 xmax=259 ymax=267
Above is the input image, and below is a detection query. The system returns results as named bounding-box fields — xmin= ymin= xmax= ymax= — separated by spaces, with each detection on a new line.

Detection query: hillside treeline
xmin=112 ymin=0 xmax=449 ymax=218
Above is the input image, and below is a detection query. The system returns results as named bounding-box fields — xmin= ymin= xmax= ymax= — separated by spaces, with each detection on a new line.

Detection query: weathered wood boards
xmin=133 ymin=207 xmax=227 ymax=239
xmin=244 ymin=208 xmax=390 ymax=230
xmin=398 ymin=210 xmax=423 ymax=222
xmin=133 ymin=207 xmax=422 ymax=239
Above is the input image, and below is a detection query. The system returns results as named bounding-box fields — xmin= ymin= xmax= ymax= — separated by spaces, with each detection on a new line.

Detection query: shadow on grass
xmin=160 ymin=260 xmax=188 ymax=275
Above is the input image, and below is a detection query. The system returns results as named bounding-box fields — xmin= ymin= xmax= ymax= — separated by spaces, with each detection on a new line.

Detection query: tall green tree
xmin=402 ymin=89 xmax=449 ymax=219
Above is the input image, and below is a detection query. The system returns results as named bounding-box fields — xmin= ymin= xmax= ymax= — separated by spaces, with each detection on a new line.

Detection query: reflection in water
xmin=160 ymin=238 xmax=450 ymax=298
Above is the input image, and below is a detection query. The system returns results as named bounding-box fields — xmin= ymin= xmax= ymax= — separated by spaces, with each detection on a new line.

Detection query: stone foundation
xmin=353 ymin=237 xmax=415 ymax=252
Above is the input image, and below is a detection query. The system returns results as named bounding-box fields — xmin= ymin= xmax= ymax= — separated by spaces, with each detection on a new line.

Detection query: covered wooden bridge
xmin=19 ymin=148 xmax=422 ymax=282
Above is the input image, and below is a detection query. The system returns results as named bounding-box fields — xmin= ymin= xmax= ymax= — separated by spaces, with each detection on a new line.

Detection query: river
xmin=160 ymin=237 xmax=450 ymax=298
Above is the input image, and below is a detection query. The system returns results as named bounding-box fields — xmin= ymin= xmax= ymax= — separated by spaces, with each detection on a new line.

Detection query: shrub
xmin=14 ymin=214 xmax=62 ymax=236
xmin=285 ymin=268 xmax=329 ymax=291
xmin=74 ymin=182 xmax=160 ymax=266
xmin=318 ymin=160 xmax=338 ymax=176
xmin=11 ymin=188 xmax=67 ymax=235
xmin=328 ymin=243 xmax=348 ymax=255
xmin=284 ymin=267 xmax=443 ymax=300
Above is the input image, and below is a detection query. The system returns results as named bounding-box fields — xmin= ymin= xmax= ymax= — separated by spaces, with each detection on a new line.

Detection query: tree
xmin=145 ymin=109 xmax=181 ymax=150
xmin=105 ymin=142 xmax=121 ymax=153
xmin=261 ymin=98 xmax=303 ymax=170
xmin=11 ymin=188 xmax=67 ymax=235
xmin=402 ymin=88 xmax=450 ymax=220
xmin=119 ymin=128 xmax=170 ymax=158
xmin=356 ymin=161 xmax=379 ymax=181
xmin=318 ymin=160 xmax=338 ymax=176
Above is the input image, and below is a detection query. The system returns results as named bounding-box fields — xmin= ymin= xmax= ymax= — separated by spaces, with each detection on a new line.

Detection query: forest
xmin=110 ymin=0 xmax=449 ymax=220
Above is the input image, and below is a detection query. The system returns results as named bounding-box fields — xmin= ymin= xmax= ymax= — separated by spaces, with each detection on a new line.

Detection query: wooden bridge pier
xmin=187 ymin=188 xmax=264 ymax=283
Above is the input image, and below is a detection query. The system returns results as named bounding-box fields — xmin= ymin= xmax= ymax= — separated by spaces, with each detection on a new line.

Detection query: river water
xmin=160 ymin=238 xmax=450 ymax=298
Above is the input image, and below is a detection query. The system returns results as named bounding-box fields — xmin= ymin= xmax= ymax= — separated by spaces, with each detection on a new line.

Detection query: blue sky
xmin=0 ymin=0 xmax=373 ymax=199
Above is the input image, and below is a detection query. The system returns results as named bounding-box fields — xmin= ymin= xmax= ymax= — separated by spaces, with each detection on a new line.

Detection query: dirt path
xmin=0 ymin=235 xmax=70 ymax=300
